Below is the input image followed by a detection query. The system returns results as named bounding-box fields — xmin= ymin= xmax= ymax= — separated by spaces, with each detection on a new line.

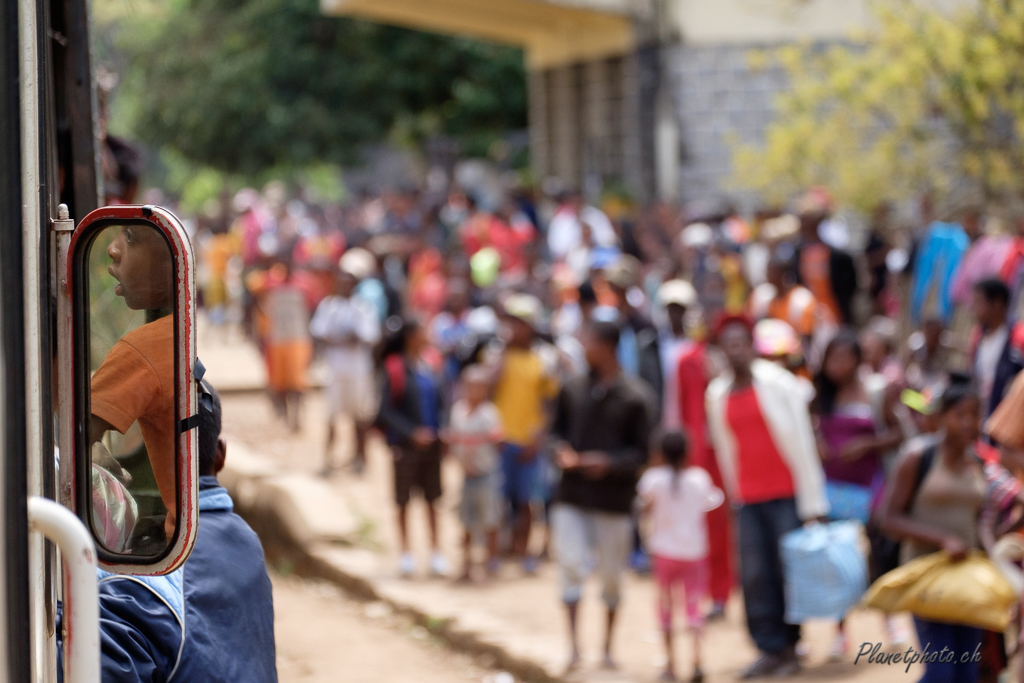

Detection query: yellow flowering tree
xmin=732 ymin=0 xmax=1024 ymax=212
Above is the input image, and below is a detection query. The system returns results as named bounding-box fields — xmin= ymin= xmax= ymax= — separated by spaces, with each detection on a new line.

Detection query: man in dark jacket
xmin=551 ymin=319 xmax=652 ymax=672
xmin=91 ymin=383 xmax=277 ymax=682
xmin=793 ymin=188 xmax=857 ymax=325
xmin=971 ymin=278 xmax=1024 ymax=420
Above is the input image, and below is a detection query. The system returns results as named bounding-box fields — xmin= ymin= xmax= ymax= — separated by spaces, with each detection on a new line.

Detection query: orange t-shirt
xmin=766 ymin=287 xmax=819 ymax=337
xmin=91 ymin=315 xmax=176 ymax=514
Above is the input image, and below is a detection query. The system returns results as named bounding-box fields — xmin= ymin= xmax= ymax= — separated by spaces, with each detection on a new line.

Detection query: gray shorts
xmin=551 ymin=503 xmax=632 ymax=608
xmin=459 ymin=471 xmax=503 ymax=533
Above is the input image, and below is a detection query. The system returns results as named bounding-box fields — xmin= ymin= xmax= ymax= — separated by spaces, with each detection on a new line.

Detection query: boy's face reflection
xmin=107 ymin=225 xmax=173 ymax=311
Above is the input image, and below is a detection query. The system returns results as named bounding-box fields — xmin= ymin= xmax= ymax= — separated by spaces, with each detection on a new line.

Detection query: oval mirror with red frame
xmin=69 ymin=205 xmax=197 ymax=575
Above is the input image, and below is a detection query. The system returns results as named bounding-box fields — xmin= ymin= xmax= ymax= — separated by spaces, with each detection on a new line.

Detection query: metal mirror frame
xmin=67 ymin=205 xmax=197 ymax=575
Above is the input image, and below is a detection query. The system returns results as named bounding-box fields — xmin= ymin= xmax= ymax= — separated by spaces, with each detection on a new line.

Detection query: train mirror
xmin=69 ymin=205 xmax=198 ymax=574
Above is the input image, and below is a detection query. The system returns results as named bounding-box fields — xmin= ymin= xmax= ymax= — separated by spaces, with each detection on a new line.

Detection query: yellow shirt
xmin=721 ymin=254 xmax=748 ymax=314
xmin=493 ymin=348 xmax=559 ymax=446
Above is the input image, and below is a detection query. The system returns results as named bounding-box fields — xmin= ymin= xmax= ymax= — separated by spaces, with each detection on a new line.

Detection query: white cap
xmin=658 ymin=279 xmax=697 ymax=308
xmin=502 ymin=293 xmax=543 ymax=327
xmin=466 ymin=306 xmax=499 ymax=335
xmin=679 ymin=223 xmax=714 ymax=249
xmin=339 ymin=248 xmax=376 ymax=280
xmin=761 ymin=214 xmax=800 ymax=242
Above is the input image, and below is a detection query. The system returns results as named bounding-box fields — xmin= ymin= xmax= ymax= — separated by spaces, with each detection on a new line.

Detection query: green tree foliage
xmin=116 ymin=0 xmax=527 ymax=175
xmin=732 ymin=0 xmax=1024 ymax=212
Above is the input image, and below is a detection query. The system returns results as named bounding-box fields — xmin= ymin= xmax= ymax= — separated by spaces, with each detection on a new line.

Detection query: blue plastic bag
xmin=780 ymin=521 xmax=868 ymax=623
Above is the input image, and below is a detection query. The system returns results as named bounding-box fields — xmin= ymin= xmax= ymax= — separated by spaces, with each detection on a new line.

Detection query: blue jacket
xmin=910 ymin=222 xmax=970 ymax=325
xmin=94 ymin=476 xmax=277 ymax=682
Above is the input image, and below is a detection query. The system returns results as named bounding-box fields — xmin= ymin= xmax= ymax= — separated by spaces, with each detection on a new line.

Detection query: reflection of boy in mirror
xmin=89 ymin=224 xmax=178 ymax=537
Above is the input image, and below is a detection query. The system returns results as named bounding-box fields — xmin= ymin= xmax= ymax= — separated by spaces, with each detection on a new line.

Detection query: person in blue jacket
xmin=89 ymin=381 xmax=277 ymax=682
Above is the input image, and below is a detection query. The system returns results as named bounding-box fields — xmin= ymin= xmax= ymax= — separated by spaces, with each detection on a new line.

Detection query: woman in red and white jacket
xmin=705 ymin=316 xmax=828 ymax=679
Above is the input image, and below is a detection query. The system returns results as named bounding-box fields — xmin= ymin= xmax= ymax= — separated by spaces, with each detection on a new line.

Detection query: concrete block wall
xmin=667 ymin=41 xmax=790 ymax=208
xmin=668 ymin=41 xmax=860 ymax=208
xmin=529 ymin=40 xmax=853 ymax=208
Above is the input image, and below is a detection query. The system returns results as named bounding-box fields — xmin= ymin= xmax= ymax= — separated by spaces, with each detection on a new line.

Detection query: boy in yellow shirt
xmin=491 ymin=294 xmax=559 ymax=573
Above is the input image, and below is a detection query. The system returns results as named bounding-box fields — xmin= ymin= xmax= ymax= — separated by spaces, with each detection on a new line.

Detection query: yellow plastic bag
xmin=863 ymin=551 xmax=1016 ymax=631
xmin=863 ymin=552 xmax=947 ymax=613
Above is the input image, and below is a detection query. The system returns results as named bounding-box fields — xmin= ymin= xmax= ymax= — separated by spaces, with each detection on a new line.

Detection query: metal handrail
xmin=27 ymin=498 xmax=99 ymax=683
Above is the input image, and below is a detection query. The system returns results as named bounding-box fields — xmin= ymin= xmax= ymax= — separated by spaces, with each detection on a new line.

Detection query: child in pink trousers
xmin=638 ymin=431 xmax=724 ymax=682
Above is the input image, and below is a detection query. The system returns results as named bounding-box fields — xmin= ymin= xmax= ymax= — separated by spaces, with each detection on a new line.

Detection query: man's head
xmin=335 ymin=270 xmax=357 ymax=298
xmin=582 ymin=319 xmax=620 ymax=372
xmin=603 ymin=255 xmax=642 ymax=306
xmin=766 ymin=254 xmax=795 ymax=291
xmin=961 ymin=208 xmax=983 ymax=242
xmin=198 ymin=382 xmax=225 ymax=477
xmin=507 ymin=316 xmax=534 ymax=346
xmin=658 ymin=279 xmax=697 ymax=336
xmin=447 ymin=280 xmax=471 ymax=316
xmin=665 ymin=303 xmax=686 ymax=336
xmin=921 ymin=318 xmax=945 ymax=354
xmin=107 ymin=224 xmax=174 ymax=311
xmin=972 ymin=278 xmax=1010 ymax=329
xmin=559 ymin=189 xmax=583 ymax=211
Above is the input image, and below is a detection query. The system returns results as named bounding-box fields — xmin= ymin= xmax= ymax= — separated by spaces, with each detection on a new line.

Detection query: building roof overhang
xmin=320 ymin=0 xmax=638 ymax=69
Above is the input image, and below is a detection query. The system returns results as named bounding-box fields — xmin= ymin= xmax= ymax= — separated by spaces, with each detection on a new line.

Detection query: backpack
xmin=870 ymin=446 xmax=936 ymax=578
xmin=912 ymin=447 xmax=936 ymax=503
xmin=372 ymin=354 xmax=408 ymax=431
xmin=383 ymin=354 xmax=407 ymax=404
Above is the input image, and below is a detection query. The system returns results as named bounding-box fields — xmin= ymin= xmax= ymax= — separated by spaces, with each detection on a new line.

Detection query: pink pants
xmin=652 ymin=555 xmax=709 ymax=632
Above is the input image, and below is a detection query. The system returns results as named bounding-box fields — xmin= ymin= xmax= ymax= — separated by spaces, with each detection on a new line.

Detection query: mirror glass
xmin=86 ymin=223 xmax=176 ymax=557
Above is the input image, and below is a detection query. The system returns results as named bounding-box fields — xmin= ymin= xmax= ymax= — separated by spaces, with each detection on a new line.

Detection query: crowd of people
xmin=191 ymin=179 xmax=1024 ymax=683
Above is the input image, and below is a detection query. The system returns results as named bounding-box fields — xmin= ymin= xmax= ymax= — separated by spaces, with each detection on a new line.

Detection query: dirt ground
xmin=273 ymin=573 xmax=507 ymax=683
